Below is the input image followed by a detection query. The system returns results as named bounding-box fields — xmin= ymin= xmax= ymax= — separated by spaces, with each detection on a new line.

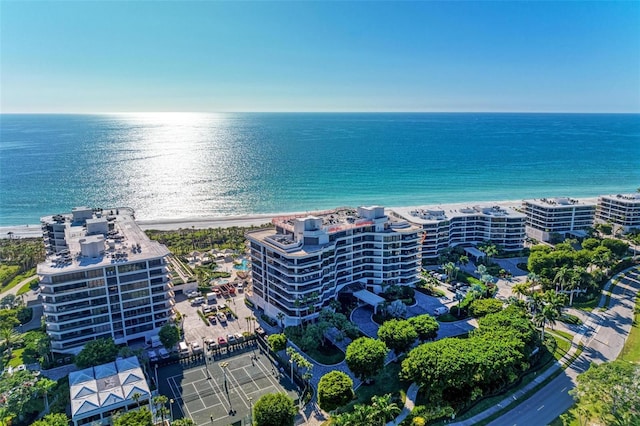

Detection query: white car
xmin=191 ymin=342 xmax=203 ymax=354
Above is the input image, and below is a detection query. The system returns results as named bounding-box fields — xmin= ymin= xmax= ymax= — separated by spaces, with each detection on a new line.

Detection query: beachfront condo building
xmin=392 ymin=204 xmax=526 ymax=261
xmin=522 ymin=197 xmax=596 ymax=242
xmin=596 ymin=193 xmax=640 ymax=233
xmin=38 ymin=207 xmax=174 ymax=354
xmin=246 ymin=206 xmax=421 ymax=326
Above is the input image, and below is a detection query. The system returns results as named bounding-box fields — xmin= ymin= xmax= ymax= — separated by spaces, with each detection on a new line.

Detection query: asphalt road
xmin=486 ymin=267 xmax=639 ymax=426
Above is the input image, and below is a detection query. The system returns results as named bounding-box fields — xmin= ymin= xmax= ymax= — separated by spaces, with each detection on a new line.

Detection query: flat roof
xmin=392 ymin=201 xmax=525 ymax=225
xmin=39 ymin=208 xmax=169 ymax=274
xmin=353 ymin=289 xmax=386 ymax=306
xmin=523 ymin=197 xmax=597 ymax=208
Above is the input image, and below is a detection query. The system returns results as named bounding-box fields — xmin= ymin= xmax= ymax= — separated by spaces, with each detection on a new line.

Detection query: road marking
xmin=560 ymin=387 xmax=567 ymax=393
xmin=537 ymin=405 xmax=544 ymax=411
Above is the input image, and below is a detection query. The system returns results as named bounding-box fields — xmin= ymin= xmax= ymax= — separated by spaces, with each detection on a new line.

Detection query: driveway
xmin=350 ymin=291 xmax=477 ymax=340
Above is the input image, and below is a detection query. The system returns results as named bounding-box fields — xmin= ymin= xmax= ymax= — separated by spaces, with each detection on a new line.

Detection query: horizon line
xmin=2 ymin=110 xmax=640 ymax=115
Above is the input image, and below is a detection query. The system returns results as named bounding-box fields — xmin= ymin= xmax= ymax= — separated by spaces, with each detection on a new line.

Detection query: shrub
xmin=317 ymin=371 xmax=354 ymax=412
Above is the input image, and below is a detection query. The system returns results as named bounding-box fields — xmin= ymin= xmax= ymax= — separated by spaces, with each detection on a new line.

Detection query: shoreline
xmin=1 ymin=197 xmax=603 ymax=239
xmin=0 ymin=197 xmax=604 ymax=239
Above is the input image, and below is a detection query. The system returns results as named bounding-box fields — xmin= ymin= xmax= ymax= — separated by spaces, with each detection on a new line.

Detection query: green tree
xmin=30 ymin=413 xmax=69 ymax=426
xmin=345 ymin=337 xmax=387 ymax=382
xmin=113 ymin=407 xmax=153 ymax=426
xmin=159 ymin=324 xmax=181 ymax=350
xmin=371 ymin=394 xmax=401 ymax=425
xmin=253 ymin=393 xmax=297 ymax=426
xmin=74 ymin=338 xmax=119 ymax=368
xmin=267 ymin=333 xmax=287 ymax=352
xmin=407 ymin=314 xmax=439 ymax=341
xmin=469 ymin=298 xmax=504 ymax=318
xmin=35 ymin=377 xmax=57 ymax=413
xmin=317 ymin=371 xmax=354 ymax=412
xmin=377 ymin=319 xmax=417 ymax=354
xmin=153 ymin=395 xmax=169 ymax=425
xmin=570 ymin=360 xmax=640 ymax=426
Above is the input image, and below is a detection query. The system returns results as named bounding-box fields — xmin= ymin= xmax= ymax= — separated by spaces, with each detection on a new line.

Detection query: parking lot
xmin=176 ymin=290 xmax=256 ymax=351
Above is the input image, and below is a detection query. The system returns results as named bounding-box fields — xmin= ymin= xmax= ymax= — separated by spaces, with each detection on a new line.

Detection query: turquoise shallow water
xmin=0 ymin=113 xmax=638 ymax=226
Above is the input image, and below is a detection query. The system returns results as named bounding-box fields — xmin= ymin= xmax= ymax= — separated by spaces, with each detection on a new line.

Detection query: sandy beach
xmin=0 ymin=197 xmax=602 ymax=239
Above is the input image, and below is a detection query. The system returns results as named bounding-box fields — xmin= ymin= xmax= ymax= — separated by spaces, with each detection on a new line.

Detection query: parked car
xmin=191 ymin=342 xmax=203 ymax=354
xmin=434 ymin=306 xmax=449 ymax=316
xmin=191 ymin=296 xmax=205 ymax=306
xmin=209 ymin=316 xmax=217 ymax=325
xmin=217 ymin=312 xmax=227 ymax=324
xmin=227 ymin=334 xmax=237 ymax=344
xmin=202 ymin=306 xmax=214 ymax=314
xmin=217 ymin=336 xmax=227 ymax=345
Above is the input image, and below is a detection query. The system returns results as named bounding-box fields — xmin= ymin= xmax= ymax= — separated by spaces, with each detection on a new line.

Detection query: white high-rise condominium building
xmin=246 ymin=206 xmax=421 ymax=326
xmin=596 ymin=193 xmax=640 ymax=233
xmin=38 ymin=207 xmax=174 ymax=355
xmin=522 ymin=197 xmax=596 ymax=242
xmin=392 ymin=204 xmax=526 ymax=261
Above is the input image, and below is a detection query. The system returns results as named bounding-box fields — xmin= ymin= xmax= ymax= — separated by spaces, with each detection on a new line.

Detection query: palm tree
xmin=370 ymin=394 xmax=401 ymax=425
xmin=553 ymin=266 xmax=571 ymax=292
xmin=276 ymin=312 xmax=285 ymax=329
xmin=0 ymin=326 xmax=20 ymax=358
xmin=132 ymin=392 xmax=142 ymax=409
xmin=152 ymin=395 xmax=168 ymax=424
xmin=443 ymin=262 xmax=459 ymax=282
xmin=512 ymin=282 xmax=531 ymax=300
xmin=36 ymin=378 xmax=56 ymax=414
xmin=459 ymin=255 xmax=469 ymax=268
xmin=533 ymin=304 xmax=559 ymax=339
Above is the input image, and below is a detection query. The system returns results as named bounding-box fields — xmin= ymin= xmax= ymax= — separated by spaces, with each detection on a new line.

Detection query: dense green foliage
xmin=407 ymin=314 xmax=439 ymax=341
xmin=145 ymin=225 xmax=269 ymax=255
xmin=0 ymin=238 xmax=44 ymax=278
xmin=171 ymin=419 xmax=196 ymax=426
xmin=31 ymin=413 xmax=69 ymax=426
xmin=377 ymin=319 xmax=418 ymax=354
xmin=284 ymin=309 xmax=359 ymax=353
xmin=158 ymin=324 xmax=180 ymax=349
xmin=468 ymin=298 xmax=504 ymax=318
xmin=317 ymin=371 xmax=354 ymax=412
xmin=345 ymin=337 xmax=388 ymax=381
xmin=74 ymin=338 xmax=119 ymax=368
xmin=332 ymin=394 xmax=401 ymax=426
xmin=570 ymin=360 xmax=640 ymax=425
xmin=113 ymin=407 xmax=153 ymax=426
xmin=401 ymin=306 xmax=539 ymax=407
xmin=253 ymin=393 xmax=297 ymax=426
xmin=0 ymin=370 xmax=58 ymax=425
xmin=268 ymin=333 xmax=287 ymax=352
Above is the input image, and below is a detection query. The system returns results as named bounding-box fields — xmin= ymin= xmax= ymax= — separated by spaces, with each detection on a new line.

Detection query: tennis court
xmin=158 ymin=345 xmax=299 ymax=426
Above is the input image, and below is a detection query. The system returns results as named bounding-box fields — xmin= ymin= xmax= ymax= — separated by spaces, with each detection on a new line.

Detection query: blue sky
xmin=1 ymin=1 xmax=639 ymax=113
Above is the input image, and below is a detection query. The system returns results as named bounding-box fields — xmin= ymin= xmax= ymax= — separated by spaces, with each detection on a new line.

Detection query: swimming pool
xmin=233 ymin=259 xmax=249 ymax=272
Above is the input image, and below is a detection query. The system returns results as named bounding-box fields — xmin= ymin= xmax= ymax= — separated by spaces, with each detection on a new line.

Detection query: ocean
xmin=0 ymin=113 xmax=638 ymax=227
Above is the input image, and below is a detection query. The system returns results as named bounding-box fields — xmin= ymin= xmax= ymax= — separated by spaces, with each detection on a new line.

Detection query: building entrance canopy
xmin=353 ymin=289 xmax=386 ymax=314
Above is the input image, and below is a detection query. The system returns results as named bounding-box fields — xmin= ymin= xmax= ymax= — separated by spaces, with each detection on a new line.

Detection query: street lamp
xmin=289 ymin=359 xmax=294 ymax=382
xmin=154 ymin=364 xmax=159 ymax=389
xmin=220 ymin=362 xmax=233 ymax=415
xmin=248 ymin=397 xmax=253 ymax=425
xmin=203 ymin=336 xmax=211 ymax=379
xmin=169 ymin=398 xmax=174 ymax=423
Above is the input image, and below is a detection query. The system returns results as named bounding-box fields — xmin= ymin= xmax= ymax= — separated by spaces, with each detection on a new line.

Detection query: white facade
xmin=393 ymin=204 xmax=526 ymax=260
xmin=246 ymin=206 xmax=421 ymax=326
xmin=38 ymin=208 xmax=174 ymax=354
xmin=596 ymin=194 xmax=640 ymax=233
xmin=522 ymin=197 xmax=596 ymax=242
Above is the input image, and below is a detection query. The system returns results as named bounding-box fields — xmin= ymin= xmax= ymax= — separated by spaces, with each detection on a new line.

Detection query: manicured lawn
xmin=8 ymin=348 xmax=25 ymax=367
xmin=16 ymin=276 xmax=39 ymax=296
xmin=0 ymin=268 xmax=35 ymax=293
xmin=354 ymin=361 xmax=406 ymax=405
xmin=619 ymin=294 xmax=640 ymax=363
xmin=548 ymin=333 xmax=571 ymax=361
xmin=549 ymin=328 xmax=574 ymax=342
xmin=571 ymin=297 xmax=598 ymax=312
xmin=559 ymin=313 xmax=582 ymax=325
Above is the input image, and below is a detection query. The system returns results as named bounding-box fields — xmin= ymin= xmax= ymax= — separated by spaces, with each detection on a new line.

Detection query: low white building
xmin=596 ymin=193 xmax=640 ymax=233
xmin=70 ymin=356 xmax=151 ymax=426
xmin=393 ymin=204 xmax=526 ymax=260
xmin=522 ymin=197 xmax=596 ymax=242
